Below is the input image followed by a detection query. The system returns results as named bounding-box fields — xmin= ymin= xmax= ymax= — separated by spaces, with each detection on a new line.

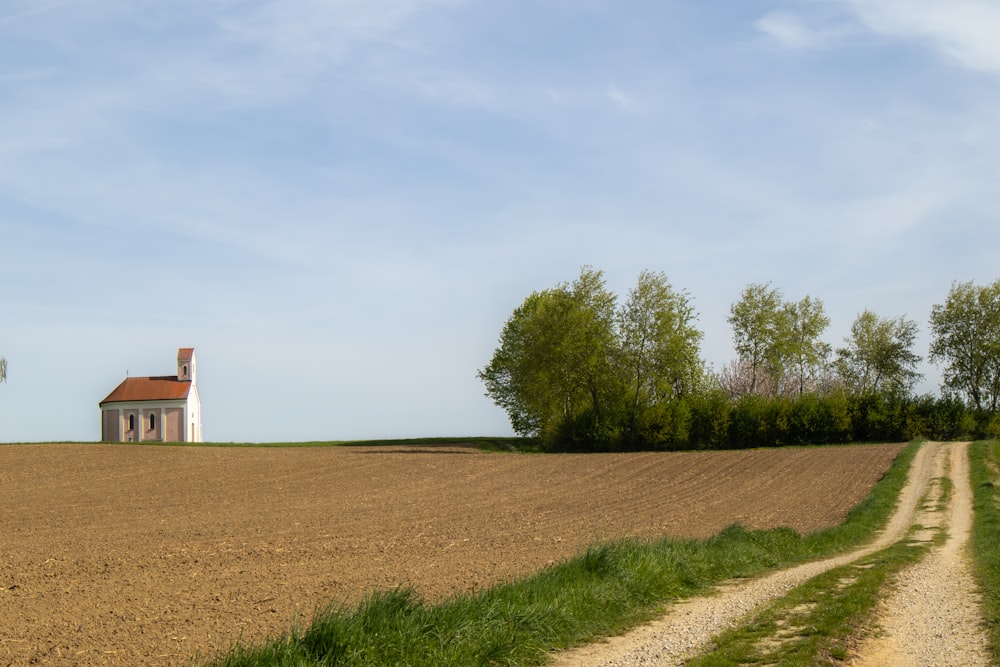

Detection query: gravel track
xmin=850 ymin=441 xmax=991 ymax=666
xmin=549 ymin=441 xmax=958 ymax=667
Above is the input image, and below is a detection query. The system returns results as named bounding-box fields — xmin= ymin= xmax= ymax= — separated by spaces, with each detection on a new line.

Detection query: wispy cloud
xmin=0 ymin=68 xmax=55 ymax=83
xmin=755 ymin=12 xmax=839 ymax=49
xmin=844 ymin=0 xmax=1000 ymax=73
xmin=606 ymin=83 xmax=639 ymax=114
xmin=0 ymin=0 xmax=79 ymax=26
xmin=216 ymin=0 xmax=455 ymax=65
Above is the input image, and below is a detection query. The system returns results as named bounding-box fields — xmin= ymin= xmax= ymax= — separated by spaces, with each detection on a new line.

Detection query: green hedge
xmin=542 ymin=390 xmax=995 ymax=451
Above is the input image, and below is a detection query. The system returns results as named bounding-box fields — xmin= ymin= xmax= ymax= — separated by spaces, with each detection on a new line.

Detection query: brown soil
xmin=0 ymin=442 xmax=903 ymax=666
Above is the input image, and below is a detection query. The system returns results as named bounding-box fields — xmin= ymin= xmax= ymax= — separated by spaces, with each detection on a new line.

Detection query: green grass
xmin=969 ymin=439 xmax=1000 ymax=664
xmin=203 ymin=441 xmax=921 ymax=667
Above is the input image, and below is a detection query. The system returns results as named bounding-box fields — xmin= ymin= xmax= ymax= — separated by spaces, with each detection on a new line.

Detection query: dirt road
xmin=851 ymin=442 xmax=991 ymax=666
xmin=550 ymin=442 xmax=992 ymax=667
xmin=0 ymin=442 xmax=900 ymax=666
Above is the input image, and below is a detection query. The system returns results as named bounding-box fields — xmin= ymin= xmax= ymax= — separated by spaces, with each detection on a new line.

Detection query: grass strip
xmin=969 ymin=439 xmax=1000 ymax=664
xmin=206 ymin=441 xmax=921 ymax=667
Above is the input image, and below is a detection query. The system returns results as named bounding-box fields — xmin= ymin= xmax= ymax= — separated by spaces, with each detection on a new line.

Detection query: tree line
xmin=479 ymin=268 xmax=1000 ymax=451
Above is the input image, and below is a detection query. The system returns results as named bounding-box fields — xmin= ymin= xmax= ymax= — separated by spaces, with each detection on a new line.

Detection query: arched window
xmin=128 ymin=414 xmax=135 ymax=430
xmin=149 ymin=413 xmax=156 ymax=431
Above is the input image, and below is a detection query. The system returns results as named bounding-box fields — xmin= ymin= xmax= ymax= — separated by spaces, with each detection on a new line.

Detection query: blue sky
xmin=2 ymin=1 xmax=999 ymax=442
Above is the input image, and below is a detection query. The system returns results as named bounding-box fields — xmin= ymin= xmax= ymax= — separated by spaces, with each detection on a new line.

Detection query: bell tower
xmin=177 ymin=348 xmax=196 ymax=383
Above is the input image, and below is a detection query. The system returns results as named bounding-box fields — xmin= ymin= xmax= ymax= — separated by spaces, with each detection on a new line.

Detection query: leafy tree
xmin=726 ymin=285 xmax=830 ymax=397
xmin=478 ymin=267 xmax=618 ymax=442
xmin=929 ymin=279 xmax=1000 ymax=412
xmin=727 ymin=283 xmax=785 ymax=396
xmin=835 ymin=310 xmax=922 ymax=396
xmin=782 ymin=295 xmax=832 ymax=396
xmin=618 ymin=270 xmax=703 ymax=444
xmin=480 ymin=267 xmax=705 ymax=449
xmin=477 ymin=290 xmax=549 ymax=436
xmin=558 ymin=267 xmax=621 ymax=441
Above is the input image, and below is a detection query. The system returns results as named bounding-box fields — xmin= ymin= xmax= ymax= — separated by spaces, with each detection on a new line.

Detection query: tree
xmin=480 ymin=267 xmax=705 ymax=449
xmin=726 ymin=284 xmax=830 ymax=397
xmin=718 ymin=357 xmax=767 ymax=398
xmin=477 ymin=290 xmax=550 ymax=436
xmin=478 ymin=267 xmax=618 ymax=441
xmin=619 ymin=270 xmax=703 ymax=439
xmin=929 ymin=279 xmax=1000 ymax=412
xmin=0 ymin=356 xmax=5 ymax=383
xmin=727 ymin=283 xmax=785 ymax=396
xmin=782 ymin=295 xmax=832 ymax=396
xmin=835 ymin=310 xmax=922 ymax=396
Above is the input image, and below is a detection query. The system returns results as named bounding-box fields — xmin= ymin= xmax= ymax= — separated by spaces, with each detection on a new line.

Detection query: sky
xmin=2 ymin=1 xmax=999 ymax=443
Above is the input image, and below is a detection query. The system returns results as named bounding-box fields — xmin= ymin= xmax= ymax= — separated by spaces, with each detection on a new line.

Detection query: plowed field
xmin=0 ymin=442 xmax=904 ymax=666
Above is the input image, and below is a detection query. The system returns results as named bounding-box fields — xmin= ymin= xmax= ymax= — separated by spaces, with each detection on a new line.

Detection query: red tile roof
xmin=177 ymin=347 xmax=194 ymax=360
xmin=100 ymin=376 xmax=192 ymax=405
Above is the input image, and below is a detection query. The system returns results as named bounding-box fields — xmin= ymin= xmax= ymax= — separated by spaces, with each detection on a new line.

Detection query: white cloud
xmin=0 ymin=67 xmax=55 ymax=83
xmin=845 ymin=0 xmax=1000 ymax=73
xmin=0 ymin=0 xmax=79 ymax=26
xmin=607 ymin=83 xmax=639 ymax=113
xmin=837 ymin=189 xmax=946 ymax=240
xmin=756 ymin=12 xmax=829 ymax=49
xmin=216 ymin=0 xmax=455 ymax=65
xmin=409 ymin=72 xmax=497 ymax=109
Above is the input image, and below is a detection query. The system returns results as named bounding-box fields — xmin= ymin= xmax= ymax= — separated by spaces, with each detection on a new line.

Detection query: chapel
xmin=99 ymin=348 xmax=202 ymax=442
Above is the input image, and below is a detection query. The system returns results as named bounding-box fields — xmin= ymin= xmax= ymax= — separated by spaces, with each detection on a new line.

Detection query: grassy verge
xmin=687 ymin=466 xmax=950 ymax=666
xmin=970 ymin=439 xmax=1000 ymax=664
xmin=206 ymin=441 xmax=921 ymax=667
